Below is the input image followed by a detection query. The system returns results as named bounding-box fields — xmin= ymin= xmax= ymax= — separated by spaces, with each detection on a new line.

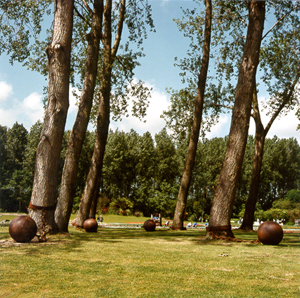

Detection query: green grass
xmin=0 ymin=223 xmax=299 ymax=298
xmin=70 ymin=213 xmax=150 ymax=224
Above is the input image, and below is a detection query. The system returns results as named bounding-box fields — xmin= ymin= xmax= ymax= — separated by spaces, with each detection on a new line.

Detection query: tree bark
xmin=28 ymin=0 xmax=74 ymax=232
xmin=75 ymin=90 xmax=110 ymax=227
xmin=240 ymin=74 xmax=299 ymax=230
xmin=55 ymin=0 xmax=103 ymax=232
xmin=207 ymin=1 xmax=265 ymax=238
xmin=89 ymin=178 xmax=100 ymax=218
xmin=240 ymin=85 xmax=265 ymax=231
xmin=172 ymin=0 xmax=212 ymax=230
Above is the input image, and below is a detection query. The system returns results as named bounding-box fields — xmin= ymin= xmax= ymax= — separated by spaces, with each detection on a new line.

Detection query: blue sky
xmin=0 ymin=0 xmax=299 ymax=143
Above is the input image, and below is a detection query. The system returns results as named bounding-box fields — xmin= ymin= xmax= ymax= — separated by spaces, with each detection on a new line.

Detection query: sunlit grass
xmin=0 ymin=224 xmax=299 ymax=298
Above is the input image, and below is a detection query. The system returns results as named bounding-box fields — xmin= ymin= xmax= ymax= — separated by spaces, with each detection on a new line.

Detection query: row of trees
xmin=1 ymin=121 xmax=299 ymax=221
xmin=1 ymin=0 xmax=299 ymax=236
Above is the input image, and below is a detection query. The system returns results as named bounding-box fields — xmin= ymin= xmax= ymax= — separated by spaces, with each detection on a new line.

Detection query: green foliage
xmin=0 ymin=0 xmax=52 ymax=64
xmin=0 ymin=121 xmax=299 ymax=219
xmin=69 ymin=0 xmax=155 ymax=124
xmin=109 ymin=197 xmax=133 ymax=215
xmin=284 ymin=189 xmax=300 ymax=204
xmin=240 ymin=191 xmax=300 ymax=224
xmin=258 ymin=137 xmax=300 ymax=210
xmin=0 ymin=122 xmax=28 ymax=212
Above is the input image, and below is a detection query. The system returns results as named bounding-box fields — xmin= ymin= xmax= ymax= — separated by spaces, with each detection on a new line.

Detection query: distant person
xmin=100 ymin=214 xmax=103 ymax=223
xmin=187 ymin=222 xmax=192 ymax=227
xmin=165 ymin=221 xmax=169 ymax=226
xmin=192 ymin=222 xmax=197 ymax=227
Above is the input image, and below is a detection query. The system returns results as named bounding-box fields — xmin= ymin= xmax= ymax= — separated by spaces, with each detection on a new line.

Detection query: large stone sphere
xmin=83 ymin=218 xmax=98 ymax=232
xmin=257 ymin=221 xmax=283 ymax=245
xmin=143 ymin=219 xmax=156 ymax=231
xmin=9 ymin=215 xmax=37 ymax=243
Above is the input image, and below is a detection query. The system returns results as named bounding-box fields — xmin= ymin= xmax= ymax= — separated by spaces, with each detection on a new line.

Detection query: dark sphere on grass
xmin=143 ymin=219 xmax=156 ymax=231
xmin=83 ymin=218 xmax=98 ymax=232
xmin=9 ymin=215 xmax=37 ymax=243
xmin=257 ymin=221 xmax=283 ymax=245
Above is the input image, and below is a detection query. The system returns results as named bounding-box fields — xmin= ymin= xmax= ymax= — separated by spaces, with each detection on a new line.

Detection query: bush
xmin=134 ymin=211 xmax=143 ymax=217
xmin=72 ymin=197 xmax=81 ymax=212
xmin=284 ymin=189 xmax=300 ymax=204
xmin=254 ymin=207 xmax=299 ymax=223
xmin=188 ymin=213 xmax=198 ymax=222
xmin=272 ymin=199 xmax=293 ymax=210
xmin=287 ymin=208 xmax=300 ymax=223
xmin=109 ymin=197 xmax=133 ymax=214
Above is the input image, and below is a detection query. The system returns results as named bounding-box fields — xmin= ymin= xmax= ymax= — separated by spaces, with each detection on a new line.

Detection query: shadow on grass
xmin=63 ymin=227 xmax=299 ymax=249
xmin=1 ymin=226 xmax=298 ymax=253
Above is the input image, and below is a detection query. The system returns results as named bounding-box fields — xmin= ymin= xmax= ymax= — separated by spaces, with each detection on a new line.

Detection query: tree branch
xmin=204 ymin=103 xmax=233 ymax=110
xmin=265 ymin=75 xmax=300 ymax=134
xmin=111 ymin=0 xmax=126 ymax=59
xmin=262 ymin=5 xmax=297 ymax=40
xmin=81 ymin=0 xmax=93 ymax=15
xmin=74 ymin=5 xmax=88 ymax=23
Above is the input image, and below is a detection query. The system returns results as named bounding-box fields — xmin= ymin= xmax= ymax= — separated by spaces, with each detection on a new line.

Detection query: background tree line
xmin=1 ymin=121 xmax=299 ymax=223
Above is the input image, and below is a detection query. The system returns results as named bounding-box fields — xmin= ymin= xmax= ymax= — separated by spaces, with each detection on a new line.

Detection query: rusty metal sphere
xmin=143 ymin=219 xmax=156 ymax=231
xmin=257 ymin=221 xmax=283 ymax=245
xmin=83 ymin=218 xmax=98 ymax=232
xmin=9 ymin=215 xmax=37 ymax=243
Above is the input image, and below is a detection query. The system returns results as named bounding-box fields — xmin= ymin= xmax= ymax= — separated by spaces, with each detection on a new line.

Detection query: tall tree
xmin=1 ymin=123 xmax=28 ymax=212
xmin=240 ymin=77 xmax=299 ymax=230
xmin=135 ymin=131 xmax=156 ymax=215
xmin=75 ymin=0 xmax=153 ymax=226
xmin=240 ymin=2 xmax=300 ymax=230
xmin=28 ymin=0 xmax=74 ymax=232
xmin=172 ymin=0 xmax=212 ymax=230
xmin=75 ymin=0 xmax=115 ymax=226
xmin=207 ymin=1 xmax=265 ymax=238
xmin=20 ymin=121 xmax=43 ymax=210
xmin=152 ymin=128 xmax=180 ymax=218
xmin=55 ymin=0 xmax=103 ymax=232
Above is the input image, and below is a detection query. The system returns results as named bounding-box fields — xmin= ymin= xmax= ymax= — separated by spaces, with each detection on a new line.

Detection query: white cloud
xmin=205 ymin=115 xmax=230 ymax=139
xmin=249 ymin=109 xmax=299 ymax=143
xmin=0 ymin=84 xmax=82 ymax=131
xmin=0 ymin=93 xmax=44 ymax=129
xmin=0 ymin=81 xmax=13 ymax=102
xmin=21 ymin=92 xmax=45 ymax=124
xmin=0 ymin=107 xmax=16 ymax=128
xmin=64 ymin=88 xmax=81 ymax=130
xmin=111 ymin=85 xmax=169 ymax=136
xmin=69 ymin=87 xmax=79 ymax=114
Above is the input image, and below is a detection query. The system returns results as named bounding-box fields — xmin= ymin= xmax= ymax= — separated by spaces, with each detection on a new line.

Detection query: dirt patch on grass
xmin=0 ymin=236 xmax=70 ymax=247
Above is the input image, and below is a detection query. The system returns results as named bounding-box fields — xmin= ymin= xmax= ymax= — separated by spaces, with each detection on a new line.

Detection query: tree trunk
xmin=28 ymin=0 xmax=74 ymax=232
xmin=172 ymin=0 xmax=212 ymax=230
xmin=89 ymin=178 xmax=101 ymax=218
xmin=55 ymin=0 xmax=103 ymax=232
xmin=240 ymin=88 xmax=265 ymax=230
xmin=75 ymin=0 xmax=113 ymax=227
xmin=207 ymin=1 xmax=265 ymax=238
xmin=75 ymin=91 xmax=110 ymax=226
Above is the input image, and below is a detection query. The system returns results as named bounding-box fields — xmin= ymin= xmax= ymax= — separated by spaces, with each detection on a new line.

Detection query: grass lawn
xmin=0 ymin=215 xmax=299 ymax=297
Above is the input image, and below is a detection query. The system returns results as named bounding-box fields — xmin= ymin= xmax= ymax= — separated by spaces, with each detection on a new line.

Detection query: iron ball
xmin=257 ymin=221 xmax=283 ymax=245
xmin=83 ymin=218 xmax=98 ymax=232
xmin=143 ymin=219 xmax=156 ymax=231
xmin=9 ymin=215 xmax=37 ymax=243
